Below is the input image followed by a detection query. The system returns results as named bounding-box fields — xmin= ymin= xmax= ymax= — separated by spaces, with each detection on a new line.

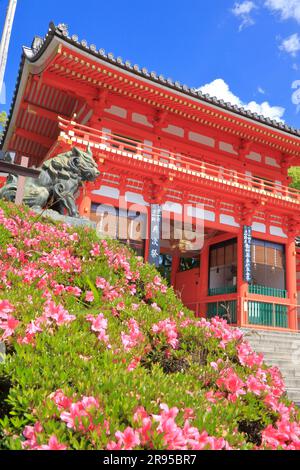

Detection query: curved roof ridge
xmin=1 ymin=21 xmax=300 ymax=150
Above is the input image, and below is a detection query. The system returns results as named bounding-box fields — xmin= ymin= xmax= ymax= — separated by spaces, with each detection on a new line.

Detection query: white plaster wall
xmin=132 ymin=113 xmax=153 ymax=127
xmin=162 ymin=124 xmax=184 ymax=138
xmin=220 ymin=214 xmax=239 ymax=227
xmin=265 ymin=156 xmax=280 ymax=168
xmin=125 ymin=192 xmax=149 ymax=205
xmin=252 ymin=222 xmax=266 ymax=233
xmin=162 ymin=201 xmax=182 ymax=214
xmin=246 ymin=152 xmax=262 ymax=162
xmin=188 ymin=131 xmax=215 ymax=147
xmin=219 ymin=142 xmax=237 ymax=154
xmin=92 ymin=185 xmax=120 ymax=199
xmin=269 ymin=226 xmax=287 ymax=238
xmin=104 ymin=105 xmax=127 ymax=118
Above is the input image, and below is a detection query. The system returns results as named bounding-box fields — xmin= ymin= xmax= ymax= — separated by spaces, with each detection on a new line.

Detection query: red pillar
xmin=198 ymin=243 xmax=209 ymax=318
xmin=144 ymin=205 xmax=151 ymax=263
xmin=79 ymin=195 xmax=92 ymax=218
xmin=286 ymin=237 xmax=298 ymax=330
xmin=237 ymin=229 xmax=248 ymax=326
xmin=171 ymin=255 xmax=180 ymax=287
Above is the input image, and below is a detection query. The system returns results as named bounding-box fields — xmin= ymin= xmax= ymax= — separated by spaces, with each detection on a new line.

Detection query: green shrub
xmin=0 ymin=201 xmax=299 ymax=450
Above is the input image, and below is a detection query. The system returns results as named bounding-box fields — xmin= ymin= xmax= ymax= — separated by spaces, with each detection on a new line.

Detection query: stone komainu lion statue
xmin=0 ymin=146 xmax=100 ymax=217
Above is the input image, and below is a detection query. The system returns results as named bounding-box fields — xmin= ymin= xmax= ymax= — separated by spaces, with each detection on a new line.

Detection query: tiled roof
xmin=2 ymin=21 xmax=300 ymax=149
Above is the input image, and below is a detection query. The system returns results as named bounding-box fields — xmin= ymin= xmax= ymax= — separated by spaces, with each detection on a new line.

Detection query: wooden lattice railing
xmin=56 ymin=117 xmax=300 ymax=205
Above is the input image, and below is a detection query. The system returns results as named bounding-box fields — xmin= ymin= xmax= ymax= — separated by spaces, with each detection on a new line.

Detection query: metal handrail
xmin=58 ymin=117 xmax=300 ymax=202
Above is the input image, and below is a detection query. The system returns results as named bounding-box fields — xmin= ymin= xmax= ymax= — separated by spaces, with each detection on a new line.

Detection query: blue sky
xmin=1 ymin=0 xmax=300 ymax=127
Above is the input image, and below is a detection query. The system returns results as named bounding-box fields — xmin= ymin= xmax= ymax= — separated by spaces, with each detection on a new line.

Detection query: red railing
xmin=57 ymin=117 xmax=300 ymax=204
xmin=187 ymin=296 xmax=299 ymax=331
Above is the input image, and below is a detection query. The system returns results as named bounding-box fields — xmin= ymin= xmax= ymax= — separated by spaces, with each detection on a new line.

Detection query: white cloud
xmin=279 ymin=33 xmax=300 ymax=56
xmin=198 ymin=78 xmax=285 ymax=121
xmin=232 ymin=1 xmax=257 ymax=30
xmin=257 ymin=86 xmax=265 ymax=94
xmin=264 ymin=0 xmax=300 ymax=23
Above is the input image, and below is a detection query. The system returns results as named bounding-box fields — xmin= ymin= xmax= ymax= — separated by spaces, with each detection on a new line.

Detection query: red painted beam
xmin=14 ymin=129 xmax=54 ymax=148
xmin=42 ymin=72 xmax=97 ymax=100
xmin=21 ymin=101 xmax=70 ymax=122
xmin=53 ymin=46 xmax=300 ymax=155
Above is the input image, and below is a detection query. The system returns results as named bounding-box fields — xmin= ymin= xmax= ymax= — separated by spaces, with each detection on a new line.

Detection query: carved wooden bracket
xmin=143 ymin=176 xmax=170 ymax=205
xmin=233 ymin=139 xmax=252 ymax=159
xmin=87 ymin=89 xmax=109 ymax=126
xmin=241 ymin=200 xmax=261 ymax=226
xmin=152 ymin=109 xmax=168 ymax=134
xmin=286 ymin=216 xmax=300 ymax=239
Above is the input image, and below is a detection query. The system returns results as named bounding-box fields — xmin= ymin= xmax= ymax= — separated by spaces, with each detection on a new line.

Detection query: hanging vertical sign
xmin=148 ymin=204 xmax=162 ymax=267
xmin=243 ymin=225 xmax=252 ymax=282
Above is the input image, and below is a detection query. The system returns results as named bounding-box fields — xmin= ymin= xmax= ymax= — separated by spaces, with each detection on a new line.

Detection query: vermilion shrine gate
xmin=1 ymin=23 xmax=300 ymax=331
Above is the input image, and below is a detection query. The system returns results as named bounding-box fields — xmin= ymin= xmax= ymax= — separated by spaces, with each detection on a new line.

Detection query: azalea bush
xmin=0 ymin=200 xmax=300 ymax=450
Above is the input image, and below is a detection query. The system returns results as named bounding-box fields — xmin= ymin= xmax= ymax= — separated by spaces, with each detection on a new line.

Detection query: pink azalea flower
xmin=121 ymin=319 xmax=144 ymax=351
xmin=0 ymin=299 xmax=14 ymax=317
xmin=184 ymin=408 xmax=195 ymax=421
xmin=86 ymin=313 xmax=110 ymax=347
xmin=151 ymin=302 xmax=161 ymax=312
xmin=152 ymin=318 xmax=179 ymax=349
xmin=40 ymin=248 xmax=81 ymax=273
xmin=106 ymin=440 xmax=121 ymax=450
xmin=90 ymin=244 xmax=101 ymax=256
xmin=95 ymin=277 xmax=108 ymax=289
xmin=246 ymin=375 xmax=266 ymax=396
xmin=127 ymin=356 xmax=141 ymax=371
xmin=216 ymin=367 xmax=245 ymax=400
xmin=22 ymin=422 xmax=43 ymax=449
xmin=116 ymin=301 xmax=125 ymax=311
xmin=44 ymin=301 xmax=76 ymax=326
xmin=65 ymin=286 xmax=82 ymax=297
xmin=85 ymin=291 xmax=94 ymax=302
xmin=25 ymin=320 xmax=43 ymax=336
xmin=115 ymin=427 xmax=140 ymax=450
xmin=57 ymin=394 xmax=100 ymax=433
xmin=133 ymin=406 xmax=149 ymax=423
xmin=60 ymin=410 xmax=75 ymax=429
xmin=50 ymin=390 xmax=73 ymax=410
xmin=0 ymin=314 xmax=20 ymax=340
xmin=40 ymin=435 xmax=67 ymax=450
xmin=237 ymin=342 xmax=264 ymax=368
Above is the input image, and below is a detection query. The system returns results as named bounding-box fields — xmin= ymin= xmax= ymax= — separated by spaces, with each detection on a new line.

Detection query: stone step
xmin=243 ymin=330 xmax=300 ymax=343
xmin=242 ymin=329 xmax=300 ymax=403
xmin=244 ymin=338 xmax=300 ymax=347
xmin=284 ymin=382 xmax=300 ymax=391
xmin=245 ymin=338 xmax=300 ymax=345
xmin=285 ymin=391 xmax=300 ymax=402
xmin=242 ymin=329 xmax=300 ymax=338
xmin=264 ymin=354 xmax=299 ymax=370
xmin=246 ymin=341 xmax=300 ymax=349
xmin=251 ymin=350 xmax=300 ymax=358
